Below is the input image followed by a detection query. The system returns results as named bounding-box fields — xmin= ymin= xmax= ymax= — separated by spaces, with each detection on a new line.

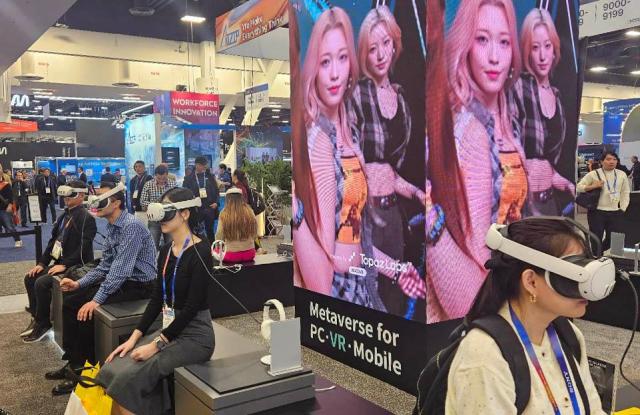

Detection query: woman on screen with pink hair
xmin=511 ymin=8 xmax=574 ymax=216
xmin=291 ymin=7 xmax=424 ymax=311
xmin=426 ymin=0 xmax=526 ymax=322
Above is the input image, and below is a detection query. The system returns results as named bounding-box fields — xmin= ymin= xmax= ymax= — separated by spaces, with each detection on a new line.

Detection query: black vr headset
xmin=146 ymin=198 xmax=202 ymax=223
xmin=485 ymin=217 xmax=616 ymax=301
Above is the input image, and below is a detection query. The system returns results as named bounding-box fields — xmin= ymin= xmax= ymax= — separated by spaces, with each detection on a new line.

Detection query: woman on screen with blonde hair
xmin=292 ymin=7 xmax=424 ymax=311
xmin=511 ymin=8 xmax=574 ymax=216
xmin=426 ymin=0 xmax=526 ymax=322
xmin=350 ymin=5 xmax=426 ymax=315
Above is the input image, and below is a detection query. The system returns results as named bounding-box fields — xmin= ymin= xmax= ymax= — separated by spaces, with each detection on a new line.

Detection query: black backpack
xmin=249 ymin=188 xmax=266 ymax=216
xmin=413 ymin=315 xmax=591 ymax=415
xmin=576 ymin=169 xmax=602 ymax=211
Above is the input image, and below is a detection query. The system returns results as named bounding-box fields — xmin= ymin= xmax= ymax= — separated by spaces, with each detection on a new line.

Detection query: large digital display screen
xmin=124 ymin=114 xmax=160 ymax=181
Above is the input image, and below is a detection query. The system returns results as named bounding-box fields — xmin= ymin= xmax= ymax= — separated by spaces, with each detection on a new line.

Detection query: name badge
xmin=45 ymin=187 xmax=51 ymax=194
xmin=199 ymin=188 xmax=208 ymax=199
xmin=162 ymin=306 xmax=175 ymax=329
xmin=133 ymin=190 xmax=139 ymax=199
xmin=52 ymin=241 xmax=63 ymax=260
xmin=609 ymin=191 xmax=620 ymax=203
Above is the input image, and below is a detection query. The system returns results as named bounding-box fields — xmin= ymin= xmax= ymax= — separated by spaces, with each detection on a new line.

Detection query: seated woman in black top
xmin=99 ymin=187 xmax=214 ymax=415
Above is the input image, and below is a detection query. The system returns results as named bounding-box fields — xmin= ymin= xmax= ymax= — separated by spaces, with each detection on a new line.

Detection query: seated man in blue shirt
xmin=50 ymin=181 xmax=157 ymax=395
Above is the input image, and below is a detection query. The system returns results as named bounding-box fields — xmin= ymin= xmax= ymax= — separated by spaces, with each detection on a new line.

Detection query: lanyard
xmin=196 ymin=173 xmax=206 ymax=189
xmin=161 ymin=235 xmax=191 ymax=307
xmin=509 ymin=304 xmax=581 ymax=415
xmin=135 ymin=175 xmax=143 ymax=191
xmin=602 ymin=169 xmax=617 ymax=193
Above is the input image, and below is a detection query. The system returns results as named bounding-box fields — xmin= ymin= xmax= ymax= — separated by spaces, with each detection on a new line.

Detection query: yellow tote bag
xmin=73 ymin=362 xmax=113 ymax=415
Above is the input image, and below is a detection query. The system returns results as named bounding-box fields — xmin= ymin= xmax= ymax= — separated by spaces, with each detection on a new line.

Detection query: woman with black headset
xmin=445 ymin=217 xmax=606 ymax=414
xmin=98 ymin=187 xmax=214 ymax=415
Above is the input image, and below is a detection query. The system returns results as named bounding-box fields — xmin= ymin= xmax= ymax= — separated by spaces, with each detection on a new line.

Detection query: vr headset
xmin=147 ymin=197 xmax=202 ymax=223
xmin=57 ymin=186 xmax=88 ymax=198
xmin=86 ymin=183 xmax=126 ymax=210
xmin=485 ymin=218 xmax=616 ymax=301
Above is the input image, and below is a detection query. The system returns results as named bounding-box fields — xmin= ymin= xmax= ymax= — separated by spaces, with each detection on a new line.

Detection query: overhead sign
xmin=244 ymin=83 xmax=269 ymax=111
xmin=10 ymin=94 xmax=30 ymax=108
xmin=579 ymin=0 xmax=640 ymax=38
xmin=170 ymin=91 xmax=219 ymax=124
xmin=0 ymin=119 xmax=38 ymax=133
xmin=215 ymin=0 xmax=288 ymax=53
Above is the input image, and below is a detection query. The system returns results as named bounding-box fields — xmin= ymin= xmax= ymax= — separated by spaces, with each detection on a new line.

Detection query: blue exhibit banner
xmin=603 ymin=98 xmax=640 ymax=152
xmin=160 ymin=122 xmax=186 ymax=183
xmin=124 ymin=114 xmax=160 ymax=181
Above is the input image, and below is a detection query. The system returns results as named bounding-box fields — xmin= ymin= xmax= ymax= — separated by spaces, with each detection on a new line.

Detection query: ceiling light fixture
xmin=590 ymin=66 xmax=607 ymax=72
xmin=626 ymin=30 xmax=640 ymax=37
xmin=181 ymin=15 xmax=206 ymax=23
xmin=34 ymin=95 xmax=150 ymax=104
xmin=631 ymin=70 xmax=640 ymax=76
xmin=181 ymin=0 xmax=206 ymax=24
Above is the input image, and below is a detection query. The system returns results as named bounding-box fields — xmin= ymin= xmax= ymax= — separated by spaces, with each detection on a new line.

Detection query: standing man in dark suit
xmin=183 ymin=156 xmax=219 ymax=242
xmin=100 ymin=166 xmax=117 ymax=184
xmin=57 ymin=169 xmax=68 ymax=208
xmin=22 ymin=180 xmax=97 ymax=342
xmin=77 ymin=167 xmax=87 ymax=184
xmin=128 ymin=160 xmax=153 ymax=225
xmin=13 ymin=171 xmax=29 ymax=227
xmin=37 ymin=168 xmax=57 ymax=223
xmin=630 ymin=155 xmax=640 ymax=191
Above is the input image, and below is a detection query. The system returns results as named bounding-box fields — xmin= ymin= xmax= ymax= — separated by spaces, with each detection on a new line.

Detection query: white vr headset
xmin=86 ymin=183 xmax=126 ymax=210
xmin=147 ymin=198 xmax=202 ymax=222
xmin=261 ymin=299 xmax=286 ymax=341
xmin=57 ymin=185 xmax=88 ymax=198
xmin=485 ymin=220 xmax=616 ymax=301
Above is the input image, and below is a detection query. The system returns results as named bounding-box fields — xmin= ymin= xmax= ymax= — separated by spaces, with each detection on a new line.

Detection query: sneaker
xmin=20 ymin=318 xmax=36 ymax=337
xmin=14 ymin=240 xmax=23 ymax=248
xmin=23 ymin=323 xmax=51 ymax=343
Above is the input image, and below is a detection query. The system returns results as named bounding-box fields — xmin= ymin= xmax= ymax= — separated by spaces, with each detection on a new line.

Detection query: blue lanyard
xmin=509 ymin=304 xmax=581 ymax=415
xmin=161 ymin=236 xmax=191 ymax=307
xmin=196 ymin=173 xmax=206 ymax=189
xmin=603 ymin=169 xmax=617 ymax=193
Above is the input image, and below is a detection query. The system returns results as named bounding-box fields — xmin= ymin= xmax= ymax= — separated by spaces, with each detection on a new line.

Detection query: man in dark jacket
xmin=128 ymin=160 xmax=153 ymax=223
xmin=77 ymin=166 xmax=87 ymax=184
xmin=183 ymin=156 xmax=219 ymax=242
xmin=22 ymin=180 xmax=97 ymax=342
xmin=13 ymin=171 xmax=29 ymax=227
xmin=57 ymin=169 xmax=68 ymax=208
xmin=36 ymin=168 xmax=57 ymax=223
xmin=630 ymin=156 xmax=640 ymax=191
xmin=100 ymin=166 xmax=117 ymax=184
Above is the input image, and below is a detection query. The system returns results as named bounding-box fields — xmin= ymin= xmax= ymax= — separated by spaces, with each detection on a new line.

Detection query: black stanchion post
xmin=34 ymin=223 xmax=42 ymax=264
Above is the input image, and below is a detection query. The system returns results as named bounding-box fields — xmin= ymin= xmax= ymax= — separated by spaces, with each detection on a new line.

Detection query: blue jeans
xmin=0 ymin=210 xmax=20 ymax=241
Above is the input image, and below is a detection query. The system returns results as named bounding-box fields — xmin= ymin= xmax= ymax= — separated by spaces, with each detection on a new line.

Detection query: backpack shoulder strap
xmin=472 ymin=315 xmax=531 ymax=415
xmin=553 ymin=318 xmax=590 ymax=414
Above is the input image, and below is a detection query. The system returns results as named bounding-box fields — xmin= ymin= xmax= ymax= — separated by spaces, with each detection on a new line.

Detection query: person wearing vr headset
xmin=51 ymin=182 xmax=156 ymax=396
xmin=98 ymin=187 xmax=214 ymax=415
xmin=140 ymin=164 xmax=177 ymax=250
xmin=444 ymin=217 xmax=610 ymax=414
xmin=21 ymin=181 xmax=96 ymax=343
xmin=215 ymin=187 xmax=258 ymax=263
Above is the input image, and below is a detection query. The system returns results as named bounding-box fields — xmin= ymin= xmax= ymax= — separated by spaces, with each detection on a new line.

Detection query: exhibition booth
xmin=3 ymin=0 xmax=640 ymax=413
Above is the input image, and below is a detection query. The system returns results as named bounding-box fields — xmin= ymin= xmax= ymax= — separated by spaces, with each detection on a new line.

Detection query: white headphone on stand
xmin=261 ymin=299 xmax=285 ymax=341
xmin=211 ymin=240 xmax=227 ymax=266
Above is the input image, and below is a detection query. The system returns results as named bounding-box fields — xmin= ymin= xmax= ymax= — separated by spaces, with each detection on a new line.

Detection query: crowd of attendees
xmin=4 ymin=157 xmax=263 ymax=412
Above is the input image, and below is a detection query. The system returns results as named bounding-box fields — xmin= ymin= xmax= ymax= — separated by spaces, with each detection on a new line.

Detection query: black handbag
xmin=576 ymin=169 xmax=602 ymax=211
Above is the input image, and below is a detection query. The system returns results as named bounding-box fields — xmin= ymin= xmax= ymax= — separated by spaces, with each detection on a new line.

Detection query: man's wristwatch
xmin=154 ymin=336 xmax=168 ymax=351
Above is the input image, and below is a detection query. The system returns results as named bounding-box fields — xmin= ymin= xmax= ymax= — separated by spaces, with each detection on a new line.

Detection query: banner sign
xmin=0 ymin=119 xmax=38 ymax=133
xmin=579 ymin=0 xmax=640 ymax=38
xmin=215 ymin=0 xmax=288 ymax=52
xmin=169 ymin=91 xmax=219 ymax=124
xmin=244 ymin=83 xmax=269 ymax=111
xmin=603 ymin=98 xmax=640 ymax=152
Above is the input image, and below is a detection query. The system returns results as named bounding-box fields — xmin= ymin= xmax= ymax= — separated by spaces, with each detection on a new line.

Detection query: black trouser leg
xmin=39 ymin=198 xmax=47 ymax=222
xmin=24 ymin=268 xmax=49 ymax=317
xmin=587 ymin=210 xmax=605 ymax=255
xmin=49 ymin=199 xmax=57 ymax=222
xmin=20 ymin=202 xmax=28 ymax=225
xmin=64 ymin=282 xmax=153 ymax=366
xmin=202 ymin=208 xmax=217 ymax=243
xmin=602 ymin=210 xmax=624 ymax=253
xmin=34 ymin=273 xmax=55 ymax=325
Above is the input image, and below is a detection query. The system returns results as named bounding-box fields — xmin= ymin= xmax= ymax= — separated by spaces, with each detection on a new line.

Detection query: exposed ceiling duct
xmin=112 ymin=60 xmax=138 ymax=87
xmin=129 ymin=0 xmax=174 ymax=17
xmin=15 ymin=53 xmax=44 ymax=81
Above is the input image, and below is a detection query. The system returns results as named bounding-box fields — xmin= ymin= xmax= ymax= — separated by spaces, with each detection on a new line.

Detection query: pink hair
xmin=446 ymin=0 xmax=521 ymax=140
xmin=357 ymin=5 xmax=403 ymax=81
xmin=520 ymin=8 xmax=561 ymax=75
xmin=301 ymin=7 xmax=359 ymax=130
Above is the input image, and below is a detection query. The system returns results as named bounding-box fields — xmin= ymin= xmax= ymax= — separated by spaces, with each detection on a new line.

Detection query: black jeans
xmin=24 ymin=269 xmax=55 ymax=325
xmin=62 ymin=281 xmax=153 ymax=366
xmin=201 ymin=207 xmax=218 ymax=243
xmin=19 ymin=201 xmax=28 ymax=226
xmin=587 ymin=209 xmax=624 ymax=253
xmin=39 ymin=197 xmax=56 ymax=223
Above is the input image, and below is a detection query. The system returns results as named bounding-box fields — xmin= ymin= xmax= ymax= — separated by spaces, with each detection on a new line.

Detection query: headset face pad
xmin=547 ymin=255 xmax=590 ymax=299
